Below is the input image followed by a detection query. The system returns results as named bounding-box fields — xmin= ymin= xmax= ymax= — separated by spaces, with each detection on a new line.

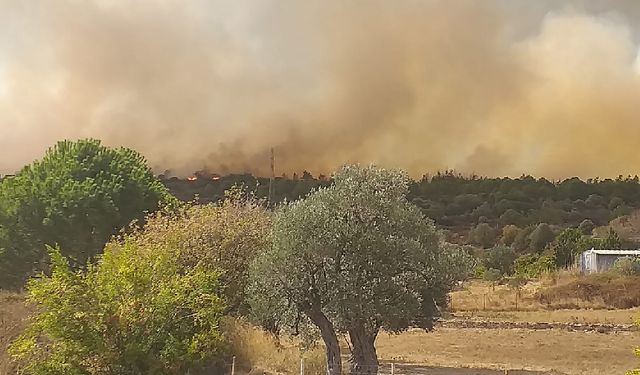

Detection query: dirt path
xmin=387 ymin=363 xmax=557 ymax=374
xmin=437 ymin=318 xmax=636 ymax=333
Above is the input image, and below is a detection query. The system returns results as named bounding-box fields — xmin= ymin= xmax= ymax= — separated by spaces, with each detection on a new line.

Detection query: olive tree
xmin=250 ymin=165 xmax=472 ymax=375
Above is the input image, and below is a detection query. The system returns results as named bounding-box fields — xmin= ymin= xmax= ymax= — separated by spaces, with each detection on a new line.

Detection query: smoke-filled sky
xmin=1 ymin=0 xmax=640 ymax=178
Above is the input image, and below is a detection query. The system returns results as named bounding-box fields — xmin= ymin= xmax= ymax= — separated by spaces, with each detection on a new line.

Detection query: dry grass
xmin=376 ymin=327 xmax=640 ymax=375
xmin=537 ymin=273 xmax=640 ymax=309
xmin=451 ymin=273 xmax=640 ymax=322
xmin=223 ymin=318 xmax=326 ymax=375
xmin=0 ymin=292 xmax=31 ymax=375
xmin=450 ymin=279 xmax=547 ymax=312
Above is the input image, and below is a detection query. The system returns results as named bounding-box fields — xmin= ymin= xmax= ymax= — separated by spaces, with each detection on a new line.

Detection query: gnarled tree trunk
xmin=348 ymin=324 xmax=378 ymax=375
xmin=306 ymin=309 xmax=342 ymax=375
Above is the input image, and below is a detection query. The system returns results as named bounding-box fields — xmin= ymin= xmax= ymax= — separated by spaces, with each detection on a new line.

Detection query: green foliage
xmin=469 ymin=223 xmax=496 ymax=248
xmin=127 ymin=188 xmax=271 ymax=315
xmin=600 ymin=228 xmax=622 ymax=249
xmin=168 ymin=172 xmax=640 ymax=236
xmin=249 ymin=165 xmax=473 ymax=372
xmin=0 ymin=139 xmax=177 ymax=288
xmin=512 ymin=225 xmax=534 ymax=253
xmin=514 ymin=254 xmax=555 ymax=278
xmin=482 ymin=268 xmax=501 ymax=290
xmin=552 ymin=228 xmax=584 ymax=268
xmin=498 ymin=209 xmax=526 ymax=227
xmin=473 ymin=264 xmax=487 ymax=278
xmin=528 ymin=223 xmax=555 ymax=252
xmin=612 ymin=257 xmax=640 ymax=276
xmin=483 ymin=246 xmax=517 ymax=276
xmin=578 ymin=219 xmax=595 ymax=235
xmin=10 ymin=243 xmax=226 ymax=375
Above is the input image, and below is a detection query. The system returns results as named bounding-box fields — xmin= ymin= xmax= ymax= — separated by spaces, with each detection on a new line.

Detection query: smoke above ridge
xmin=1 ymin=0 xmax=640 ymax=179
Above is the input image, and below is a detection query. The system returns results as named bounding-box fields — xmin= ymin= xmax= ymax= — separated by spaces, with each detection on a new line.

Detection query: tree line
xmin=164 ymin=169 xmax=640 ymax=233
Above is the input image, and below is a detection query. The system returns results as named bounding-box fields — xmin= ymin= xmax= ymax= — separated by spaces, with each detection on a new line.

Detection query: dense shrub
xmin=528 ymin=223 xmax=555 ymax=252
xmin=514 ymin=254 xmax=555 ymax=278
xmin=483 ymin=246 xmax=517 ymax=276
xmin=469 ymin=223 xmax=496 ymax=248
xmin=612 ymin=257 xmax=640 ymax=276
xmin=127 ymin=188 xmax=271 ymax=315
xmin=10 ymin=243 xmax=227 ymax=375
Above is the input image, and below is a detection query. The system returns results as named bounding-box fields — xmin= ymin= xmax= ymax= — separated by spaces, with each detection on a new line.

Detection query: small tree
xmin=250 ymin=165 xmax=472 ymax=375
xmin=483 ymin=246 xmax=517 ymax=276
xmin=578 ymin=219 xmax=596 ymax=235
xmin=10 ymin=243 xmax=226 ymax=374
xmin=483 ymin=268 xmax=501 ymax=291
xmin=552 ymin=228 xmax=583 ymax=268
xmin=528 ymin=223 xmax=555 ymax=252
xmin=469 ymin=223 xmax=496 ymax=248
xmin=507 ymin=275 xmax=528 ymax=310
xmin=500 ymin=225 xmax=522 ymax=246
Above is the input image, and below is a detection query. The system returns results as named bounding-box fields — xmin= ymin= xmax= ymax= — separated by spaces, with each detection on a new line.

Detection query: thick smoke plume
xmin=1 ymin=0 xmax=640 ymax=178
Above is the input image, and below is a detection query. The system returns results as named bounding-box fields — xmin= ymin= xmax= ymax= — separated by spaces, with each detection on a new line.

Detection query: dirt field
xmin=451 ymin=308 xmax=640 ymax=325
xmin=376 ymin=327 xmax=640 ymax=375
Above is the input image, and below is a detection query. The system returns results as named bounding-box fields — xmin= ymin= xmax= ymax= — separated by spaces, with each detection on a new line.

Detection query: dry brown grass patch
xmin=223 ymin=318 xmax=326 ymax=375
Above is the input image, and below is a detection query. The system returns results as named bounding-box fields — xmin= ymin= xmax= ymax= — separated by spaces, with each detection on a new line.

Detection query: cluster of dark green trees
xmin=165 ymin=170 xmax=640 ymax=236
xmin=0 ymin=139 xmax=178 ymax=288
xmin=2 ymin=140 xmax=472 ymax=375
xmin=163 ymin=169 xmax=640 ymax=283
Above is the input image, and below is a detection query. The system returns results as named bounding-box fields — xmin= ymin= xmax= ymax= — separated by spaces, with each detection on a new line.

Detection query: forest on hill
xmin=162 ymin=170 xmax=640 ymax=242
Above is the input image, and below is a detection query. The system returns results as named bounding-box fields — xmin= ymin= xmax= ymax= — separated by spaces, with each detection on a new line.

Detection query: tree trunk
xmin=348 ymin=324 xmax=378 ymax=375
xmin=306 ymin=309 xmax=342 ymax=375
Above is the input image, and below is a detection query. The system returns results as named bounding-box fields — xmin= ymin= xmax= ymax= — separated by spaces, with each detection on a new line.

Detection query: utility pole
xmin=268 ymin=147 xmax=275 ymax=204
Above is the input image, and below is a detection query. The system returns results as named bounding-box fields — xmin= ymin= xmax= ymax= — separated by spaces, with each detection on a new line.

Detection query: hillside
xmin=162 ymin=172 xmax=640 ymax=246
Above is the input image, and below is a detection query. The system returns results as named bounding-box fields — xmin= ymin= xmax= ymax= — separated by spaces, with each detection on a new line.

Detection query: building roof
xmin=584 ymin=249 xmax=640 ymax=256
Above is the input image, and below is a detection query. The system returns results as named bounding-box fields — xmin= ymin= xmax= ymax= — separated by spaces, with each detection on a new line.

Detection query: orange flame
xmin=187 ymin=176 xmax=197 ymax=181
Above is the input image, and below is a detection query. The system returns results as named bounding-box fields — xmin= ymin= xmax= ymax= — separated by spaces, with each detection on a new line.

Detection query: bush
xmin=514 ymin=254 xmax=555 ymax=278
xmin=612 ymin=257 xmax=640 ymax=276
xmin=10 ymin=243 xmax=227 ymax=375
xmin=500 ymin=225 xmax=521 ymax=246
xmin=482 ymin=268 xmax=501 ymax=290
xmin=528 ymin=223 xmax=555 ymax=252
xmin=578 ymin=219 xmax=595 ymax=235
xmin=469 ymin=223 xmax=496 ymax=248
xmin=127 ymin=188 xmax=271 ymax=315
xmin=483 ymin=246 xmax=517 ymax=276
